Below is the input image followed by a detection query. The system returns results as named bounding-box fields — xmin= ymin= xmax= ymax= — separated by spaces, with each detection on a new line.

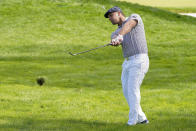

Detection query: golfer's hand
xmin=111 ymin=34 xmax=123 ymax=46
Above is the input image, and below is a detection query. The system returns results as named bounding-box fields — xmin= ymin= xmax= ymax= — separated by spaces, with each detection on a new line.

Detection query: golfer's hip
xmin=122 ymin=53 xmax=149 ymax=74
xmin=124 ymin=53 xmax=148 ymax=61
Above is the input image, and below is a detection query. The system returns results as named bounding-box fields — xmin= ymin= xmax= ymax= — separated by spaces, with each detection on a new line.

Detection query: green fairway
xmin=0 ymin=0 xmax=196 ymax=130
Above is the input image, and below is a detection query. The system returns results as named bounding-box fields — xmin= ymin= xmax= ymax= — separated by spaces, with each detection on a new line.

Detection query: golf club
xmin=69 ymin=43 xmax=112 ymax=56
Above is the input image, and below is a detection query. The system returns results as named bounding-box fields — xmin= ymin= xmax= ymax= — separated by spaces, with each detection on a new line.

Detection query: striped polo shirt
xmin=111 ymin=14 xmax=148 ymax=58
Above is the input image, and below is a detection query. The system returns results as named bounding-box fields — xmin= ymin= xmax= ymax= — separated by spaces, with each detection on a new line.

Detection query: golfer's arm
xmin=118 ymin=19 xmax=137 ymax=36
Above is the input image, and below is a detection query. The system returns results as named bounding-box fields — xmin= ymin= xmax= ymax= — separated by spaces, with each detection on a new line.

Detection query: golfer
xmin=104 ymin=6 xmax=149 ymax=126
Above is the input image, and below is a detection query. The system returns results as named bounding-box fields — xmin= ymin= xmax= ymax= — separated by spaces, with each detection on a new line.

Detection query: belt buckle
xmin=125 ymin=57 xmax=129 ymax=61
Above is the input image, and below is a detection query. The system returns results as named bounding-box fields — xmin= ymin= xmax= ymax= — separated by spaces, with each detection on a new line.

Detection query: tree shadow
xmin=0 ymin=114 xmax=195 ymax=131
xmin=0 ymin=116 xmax=126 ymax=130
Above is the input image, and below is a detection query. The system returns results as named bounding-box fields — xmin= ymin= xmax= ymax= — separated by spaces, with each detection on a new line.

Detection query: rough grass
xmin=117 ymin=0 xmax=196 ymax=7
xmin=117 ymin=0 xmax=196 ymax=13
xmin=0 ymin=0 xmax=196 ymax=130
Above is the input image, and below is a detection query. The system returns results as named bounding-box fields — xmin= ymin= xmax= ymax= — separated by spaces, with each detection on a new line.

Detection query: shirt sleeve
xmin=128 ymin=14 xmax=141 ymax=25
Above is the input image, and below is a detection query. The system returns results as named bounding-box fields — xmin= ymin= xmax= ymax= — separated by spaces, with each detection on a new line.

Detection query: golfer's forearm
xmin=118 ymin=19 xmax=137 ymax=36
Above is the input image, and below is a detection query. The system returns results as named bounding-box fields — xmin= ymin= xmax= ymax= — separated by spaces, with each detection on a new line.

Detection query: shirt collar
xmin=118 ymin=17 xmax=129 ymax=28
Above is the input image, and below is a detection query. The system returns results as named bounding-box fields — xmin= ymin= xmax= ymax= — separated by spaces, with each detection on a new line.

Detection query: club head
xmin=69 ymin=52 xmax=76 ymax=56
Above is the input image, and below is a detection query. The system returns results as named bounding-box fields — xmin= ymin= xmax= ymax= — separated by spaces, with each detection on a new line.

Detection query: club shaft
xmin=73 ymin=43 xmax=111 ymax=55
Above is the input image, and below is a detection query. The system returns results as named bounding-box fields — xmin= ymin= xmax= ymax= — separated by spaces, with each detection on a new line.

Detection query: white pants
xmin=121 ymin=54 xmax=149 ymax=125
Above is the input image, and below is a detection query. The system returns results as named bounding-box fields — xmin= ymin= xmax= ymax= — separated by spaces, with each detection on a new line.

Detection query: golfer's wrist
xmin=117 ymin=34 xmax=123 ymax=41
xmin=117 ymin=34 xmax=123 ymax=37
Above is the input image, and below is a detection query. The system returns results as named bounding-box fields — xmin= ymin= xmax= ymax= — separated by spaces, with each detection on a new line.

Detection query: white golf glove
xmin=111 ymin=34 xmax=123 ymax=45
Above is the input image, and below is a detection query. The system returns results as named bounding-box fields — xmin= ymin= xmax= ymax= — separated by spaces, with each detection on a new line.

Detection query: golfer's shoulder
xmin=128 ymin=13 xmax=142 ymax=20
xmin=127 ymin=13 xmax=143 ymax=25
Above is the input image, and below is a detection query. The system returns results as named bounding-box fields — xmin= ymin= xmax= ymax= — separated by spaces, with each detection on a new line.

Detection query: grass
xmin=117 ymin=0 xmax=196 ymax=13
xmin=0 ymin=0 xmax=196 ymax=130
xmin=117 ymin=0 xmax=196 ymax=8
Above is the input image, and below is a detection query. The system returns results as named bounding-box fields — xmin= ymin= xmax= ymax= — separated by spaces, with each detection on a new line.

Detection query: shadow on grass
xmin=0 ymin=115 xmax=195 ymax=131
xmin=0 ymin=117 xmax=126 ymax=131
